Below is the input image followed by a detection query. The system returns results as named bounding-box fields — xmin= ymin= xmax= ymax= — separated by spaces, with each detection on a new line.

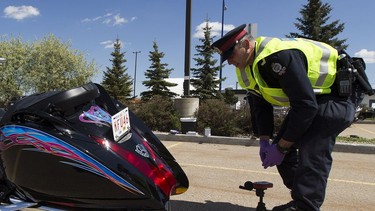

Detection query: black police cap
xmin=211 ymin=24 xmax=247 ymax=63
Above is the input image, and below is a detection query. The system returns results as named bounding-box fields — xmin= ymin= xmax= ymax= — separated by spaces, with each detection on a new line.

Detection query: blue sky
xmin=1 ymin=0 xmax=375 ymax=96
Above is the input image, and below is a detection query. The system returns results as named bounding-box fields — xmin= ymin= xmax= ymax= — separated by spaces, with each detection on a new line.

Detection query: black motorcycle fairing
xmin=1 ymin=83 xmax=99 ymax=125
xmin=95 ymin=84 xmax=188 ymax=191
xmin=0 ymin=82 xmax=188 ymax=210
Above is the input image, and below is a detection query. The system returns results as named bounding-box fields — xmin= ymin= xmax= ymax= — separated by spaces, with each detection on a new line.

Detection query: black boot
xmin=272 ymin=201 xmax=300 ymax=211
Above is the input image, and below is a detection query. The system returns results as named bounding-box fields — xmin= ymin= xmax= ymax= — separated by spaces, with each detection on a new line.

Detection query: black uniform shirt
xmin=251 ymin=49 xmax=319 ymax=142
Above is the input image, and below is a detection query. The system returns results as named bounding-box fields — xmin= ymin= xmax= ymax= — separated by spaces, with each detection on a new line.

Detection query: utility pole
xmin=133 ymin=51 xmax=141 ymax=98
xmin=183 ymin=0 xmax=191 ymax=96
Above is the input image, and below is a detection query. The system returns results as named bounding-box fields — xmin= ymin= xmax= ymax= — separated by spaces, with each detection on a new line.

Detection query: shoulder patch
xmin=271 ymin=62 xmax=286 ymax=76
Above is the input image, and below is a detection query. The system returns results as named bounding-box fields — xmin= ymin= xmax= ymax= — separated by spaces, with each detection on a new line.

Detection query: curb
xmin=353 ymin=120 xmax=375 ymax=124
xmin=155 ymin=132 xmax=375 ymax=155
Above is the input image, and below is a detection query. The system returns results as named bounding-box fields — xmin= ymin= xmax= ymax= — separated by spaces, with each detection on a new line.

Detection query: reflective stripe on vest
xmin=236 ymin=37 xmax=338 ymax=106
xmin=236 ymin=65 xmax=261 ymax=95
xmin=303 ymin=39 xmax=335 ymax=87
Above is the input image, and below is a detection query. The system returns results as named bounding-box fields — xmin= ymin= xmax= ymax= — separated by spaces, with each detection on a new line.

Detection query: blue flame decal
xmin=0 ymin=125 xmax=144 ymax=195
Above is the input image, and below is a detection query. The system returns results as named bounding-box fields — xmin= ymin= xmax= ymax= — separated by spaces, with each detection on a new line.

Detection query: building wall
xmin=362 ymin=93 xmax=375 ymax=108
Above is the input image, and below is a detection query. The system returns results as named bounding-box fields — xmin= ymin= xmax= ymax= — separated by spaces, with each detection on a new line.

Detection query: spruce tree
xmin=102 ymin=38 xmax=133 ymax=102
xmin=141 ymin=41 xmax=177 ymax=100
xmin=223 ymin=88 xmax=238 ymax=105
xmin=288 ymin=0 xmax=347 ymax=50
xmin=190 ymin=20 xmax=223 ymax=100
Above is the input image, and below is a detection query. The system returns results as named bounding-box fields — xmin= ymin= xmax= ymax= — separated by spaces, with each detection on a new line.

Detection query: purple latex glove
xmin=262 ymin=144 xmax=285 ymax=169
xmin=259 ymin=139 xmax=270 ymax=162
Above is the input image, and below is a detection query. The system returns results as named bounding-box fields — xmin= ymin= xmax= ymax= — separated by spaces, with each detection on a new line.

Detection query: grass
xmin=337 ymin=136 xmax=375 ymax=144
xmin=336 ymin=119 xmax=375 ymax=145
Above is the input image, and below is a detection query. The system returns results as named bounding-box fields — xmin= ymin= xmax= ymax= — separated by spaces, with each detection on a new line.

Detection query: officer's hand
xmin=259 ymin=139 xmax=270 ymax=162
xmin=262 ymin=144 xmax=285 ymax=169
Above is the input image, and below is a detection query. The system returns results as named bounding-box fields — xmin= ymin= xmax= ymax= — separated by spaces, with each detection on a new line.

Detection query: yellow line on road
xmin=166 ymin=142 xmax=183 ymax=149
xmin=352 ymin=124 xmax=375 ymax=135
xmin=181 ymin=163 xmax=375 ymax=186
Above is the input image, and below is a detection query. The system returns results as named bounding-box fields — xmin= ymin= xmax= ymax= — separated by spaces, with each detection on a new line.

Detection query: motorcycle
xmin=0 ymin=82 xmax=189 ymax=210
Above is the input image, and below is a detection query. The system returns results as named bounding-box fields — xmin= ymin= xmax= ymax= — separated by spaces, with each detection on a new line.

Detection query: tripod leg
xmin=256 ymin=202 xmax=267 ymax=211
xmin=256 ymin=190 xmax=267 ymax=211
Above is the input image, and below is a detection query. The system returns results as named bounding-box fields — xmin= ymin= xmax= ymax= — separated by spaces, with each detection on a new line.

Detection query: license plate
xmin=111 ymin=107 xmax=131 ymax=141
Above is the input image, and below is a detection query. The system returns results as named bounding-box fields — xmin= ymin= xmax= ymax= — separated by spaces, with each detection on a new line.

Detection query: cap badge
xmin=213 ymin=47 xmax=223 ymax=55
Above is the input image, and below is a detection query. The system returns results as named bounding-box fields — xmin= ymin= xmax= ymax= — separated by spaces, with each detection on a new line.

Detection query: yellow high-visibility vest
xmin=236 ymin=37 xmax=338 ymax=106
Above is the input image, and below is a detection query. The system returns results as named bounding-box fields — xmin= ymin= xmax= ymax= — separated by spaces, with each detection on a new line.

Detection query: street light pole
xmin=133 ymin=51 xmax=141 ymax=98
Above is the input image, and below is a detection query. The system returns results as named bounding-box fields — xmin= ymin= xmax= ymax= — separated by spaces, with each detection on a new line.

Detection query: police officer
xmin=212 ymin=24 xmax=357 ymax=211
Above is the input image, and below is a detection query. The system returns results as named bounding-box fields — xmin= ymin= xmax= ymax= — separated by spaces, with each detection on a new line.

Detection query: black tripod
xmin=239 ymin=181 xmax=273 ymax=211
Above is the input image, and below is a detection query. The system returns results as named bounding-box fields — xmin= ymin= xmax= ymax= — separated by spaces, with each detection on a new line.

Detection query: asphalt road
xmin=20 ymin=123 xmax=375 ymax=211
xmin=165 ymin=141 xmax=375 ymax=211
xmin=339 ymin=122 xmax=375 ymax=139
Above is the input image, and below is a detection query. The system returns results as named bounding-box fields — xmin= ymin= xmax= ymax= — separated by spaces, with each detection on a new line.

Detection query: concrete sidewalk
xmin=155 ymin=123 xmax=375 ymax=154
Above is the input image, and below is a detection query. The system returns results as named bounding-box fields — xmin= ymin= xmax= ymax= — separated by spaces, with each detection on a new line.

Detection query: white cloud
xmin=102 ymin=18 xmax=111 ymax=24
xmin=100 ymin=40 xmax=130 ymax=49
xmin=4 ymin=5 xmax=40 ymax=21
xmin=81 ymin=18 xmax=91 ymax=23
xmin=354 ymin=49 xmax=375 ymax=63
xmin=100 ymin=40 xmax=115 ymax=49
xmin=92 ymin=16 xmax=102 ymax=22
xmin=193 ymin=21 xmax=235 ymax=39
xmin=82 ymin=13 xmax=136 ymax=26
xmin=130 ymin=16 xmax=137 ymax=22
xmin=82 ymin=13 xmax=113 ymax=23
xmin=113 ymin=14 xmax=127 ymax=26
xmin=103 ymin=13 xmax=112 ymax=18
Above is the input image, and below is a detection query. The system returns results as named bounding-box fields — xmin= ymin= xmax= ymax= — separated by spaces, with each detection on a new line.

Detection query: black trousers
xmin=274 ymin=98 xmax=355 ymax=211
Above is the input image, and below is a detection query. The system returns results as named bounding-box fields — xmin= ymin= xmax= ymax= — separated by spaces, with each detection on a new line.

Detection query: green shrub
xmin=130 ymin=95 xmax=288 ymax=137
xmin=196 ymin=99 xmax=243 ymax=136
xmin=235 ymin=105 xmax=253 ymax=136
xmin=133 ymin=95 xmax=181 ymax=132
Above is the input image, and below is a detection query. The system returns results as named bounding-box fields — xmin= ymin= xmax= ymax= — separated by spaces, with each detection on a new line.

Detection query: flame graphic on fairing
xmin=0 ymin=125 xmax=144 ymax=195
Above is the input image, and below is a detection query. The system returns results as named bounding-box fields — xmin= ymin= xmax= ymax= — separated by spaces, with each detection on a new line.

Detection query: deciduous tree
xmin=0 ymin=34 xmax=97 ymax=106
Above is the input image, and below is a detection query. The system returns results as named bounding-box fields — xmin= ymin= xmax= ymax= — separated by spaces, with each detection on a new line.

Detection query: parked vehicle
xmin=273 ymin=106 xmax=289 ymax=118
xmin=0 ymin=82 xmax=188 ymax=210
xmin=357 ymin=107 xmax=375 ymax=120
